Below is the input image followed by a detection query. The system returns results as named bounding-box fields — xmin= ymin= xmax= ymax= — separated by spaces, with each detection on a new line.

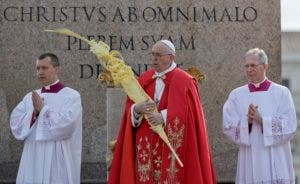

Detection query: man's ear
xmin=55 ymin=66 xmax=60 ymax=75
xmin=263 ymin=63 xmax=269 ymax=70
xmin=170 ymin=54 xmax=176 ymax=61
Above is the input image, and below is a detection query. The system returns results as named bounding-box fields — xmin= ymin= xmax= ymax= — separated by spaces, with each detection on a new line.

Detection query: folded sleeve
xmin=131 ymin=104 xmax=143 ymax=127
xmin=35 ymin=93 xmax=82 ymax=141
xmin=223 ymin=92 xmax=250 ymax=146
xmin=262 ymin=88 xmax=297 ymax=146
xmin=10 ymin=93 xmax=34 ymax=140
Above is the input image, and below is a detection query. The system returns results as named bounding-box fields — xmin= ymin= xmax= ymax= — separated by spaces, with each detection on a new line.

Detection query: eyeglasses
xmin=150 ymin=52 xmax=172 ymax=58
xmin=244 ymin=63 xmax=263 ymax=68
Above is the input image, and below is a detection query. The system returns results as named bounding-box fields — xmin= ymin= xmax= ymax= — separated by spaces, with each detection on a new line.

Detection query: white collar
xmin=44 ymin=80 xmax=60 ymax=90
xmin=251 ymin=77 xmax=267 ymax=88
xmin=154 ymin=61 xmax=176 ymax=77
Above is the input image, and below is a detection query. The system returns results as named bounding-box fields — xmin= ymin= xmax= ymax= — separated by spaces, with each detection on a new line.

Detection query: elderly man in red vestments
xmin=108 ymin=40 xmax=216 ymax=184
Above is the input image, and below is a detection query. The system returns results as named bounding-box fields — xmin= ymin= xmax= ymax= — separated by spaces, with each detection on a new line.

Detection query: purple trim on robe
xmin=41 ymin=82 xmax=65 ymax=93
xmin=248 ymin=80 xmax=271 ymax=92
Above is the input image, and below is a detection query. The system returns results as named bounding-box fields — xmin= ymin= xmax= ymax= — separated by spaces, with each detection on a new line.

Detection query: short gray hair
xmin=245 ymin=48 xmax=268 ymax=64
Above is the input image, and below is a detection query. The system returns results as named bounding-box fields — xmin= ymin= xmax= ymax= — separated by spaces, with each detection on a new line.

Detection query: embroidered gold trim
xmin=137 ymin=137 xmax=151 ymax=182
xmin=164 ymin=117 xmax=185 ymax=184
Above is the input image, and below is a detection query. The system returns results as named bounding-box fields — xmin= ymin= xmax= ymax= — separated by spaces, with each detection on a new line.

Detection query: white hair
xmin=245 ymin=48 xmax=268 ymax=64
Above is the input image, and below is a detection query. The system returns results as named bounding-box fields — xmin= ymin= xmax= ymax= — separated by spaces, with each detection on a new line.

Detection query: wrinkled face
xmin=244 ymin=54 xmax=268 ymax=83
xmin=151 ymin=42 xmax=175 ymax=73
xmin=36 ymin=57 xmax=59 ymax=86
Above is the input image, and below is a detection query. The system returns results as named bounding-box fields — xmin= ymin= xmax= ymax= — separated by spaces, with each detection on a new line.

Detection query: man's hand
xmin=147 ymin=112 xmax=164 ymax=126
xmin=32 ymin=91 xmax=44 ymax=113
xmin=135 ymin=100 xmax=156 ymax=114
xmin=247 ymin=104 xmax=262 ymax=125
xmin=247 ymin=105 xmax=253 ymax=125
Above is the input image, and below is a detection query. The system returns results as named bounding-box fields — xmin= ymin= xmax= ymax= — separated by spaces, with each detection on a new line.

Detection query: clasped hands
xmin=32 ymin=91 xmax=44 ymax=114
xmin=134 ymin=100 xmax=164 ymax=126
xmin=247 ymin=104 xmax=262 ymax=125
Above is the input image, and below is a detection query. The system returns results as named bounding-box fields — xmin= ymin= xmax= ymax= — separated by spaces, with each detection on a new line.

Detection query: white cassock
xmin=223 ymin=81 xmax=297 ymax=184
xmin=10 ymin=85 xmax=82 ymax=184
xmin=130 ymin=62 xmax=177 ymax=126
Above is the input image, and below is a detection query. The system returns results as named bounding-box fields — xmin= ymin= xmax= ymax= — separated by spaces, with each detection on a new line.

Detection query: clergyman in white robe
xmin=10 ymin=81 xmax=82 ymax=184
xmin=223 ymin=80 xmax=297 ymax=184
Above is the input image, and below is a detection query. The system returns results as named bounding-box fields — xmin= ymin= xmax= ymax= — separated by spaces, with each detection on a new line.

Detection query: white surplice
xmin=10 ymin=87 xmax=82 ymax=184
xmin=223 ymin=82 xmax=297 ymax=184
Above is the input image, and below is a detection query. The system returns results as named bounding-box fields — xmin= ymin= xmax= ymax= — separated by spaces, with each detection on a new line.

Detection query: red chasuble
xmin=108 ymin=68 xmax=216 ymax=184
